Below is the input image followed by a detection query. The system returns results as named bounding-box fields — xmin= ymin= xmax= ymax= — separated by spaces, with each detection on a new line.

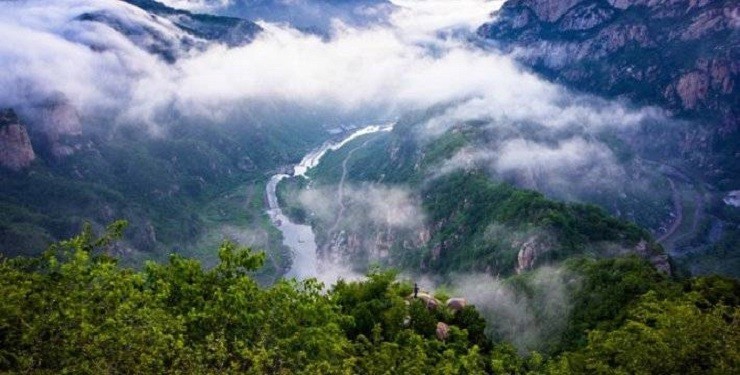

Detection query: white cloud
xmin=495 ymin=137 xmax=616 ymax=173
xmin=0 ymin=0 xmax=669 ymax=203
xmin=0 ymin=0 xmax=665 ymax=134
xmin=157 ymin=0 xmax=233 ymax=12
xmin=299 ymin=184 xmax=424 ymax=230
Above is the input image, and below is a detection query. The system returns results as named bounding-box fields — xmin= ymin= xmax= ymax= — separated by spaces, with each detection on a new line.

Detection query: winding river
xmin=266 ymin=123 xmax=393 ymax=279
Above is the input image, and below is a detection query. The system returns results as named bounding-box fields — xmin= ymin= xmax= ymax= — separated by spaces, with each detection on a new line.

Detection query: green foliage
xmin=558 ymin=256 xmax=674 ymax=352
xmin=418 ymin=171 xmax=654 ymax=276
xmin=0 ymin=224 xmax=522 ymax=374
xmin=2 ymin=224 xmax=736 ymax=374
xmin=553 ymin=292 xmax=740 ymax=375
xmin=0 ymin=118 xmax=328 ymax=265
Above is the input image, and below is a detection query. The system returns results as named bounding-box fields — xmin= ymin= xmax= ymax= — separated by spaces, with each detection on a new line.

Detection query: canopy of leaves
xmin=0 ymin=222 xmax=737 ymax=374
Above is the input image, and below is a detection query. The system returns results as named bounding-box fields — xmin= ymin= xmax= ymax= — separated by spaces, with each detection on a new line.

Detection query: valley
xmin=0 ymin=0 xmax=737 ymax=373
xmin=266 ymin=124 xmax=393 ymax=281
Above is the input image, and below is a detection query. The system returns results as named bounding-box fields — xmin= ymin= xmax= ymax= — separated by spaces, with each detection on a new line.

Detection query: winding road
xmin=645 ymin=160 xmax=705 ymax=253
xmin=657 ymin=178 xmax=682 ymax=243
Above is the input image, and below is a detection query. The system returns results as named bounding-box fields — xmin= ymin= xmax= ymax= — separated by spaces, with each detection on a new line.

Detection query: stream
xmin=265 ymin=123 xmax=393 ymax=279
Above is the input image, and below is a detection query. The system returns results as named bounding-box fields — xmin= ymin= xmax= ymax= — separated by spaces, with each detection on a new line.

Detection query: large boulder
xmin=446 ymin=298 xmax=467 ymax=312
xmin=436 ymin=322 xmax=449 ymax=341
xmin=409 ymin=292 xmax=441 ymax=310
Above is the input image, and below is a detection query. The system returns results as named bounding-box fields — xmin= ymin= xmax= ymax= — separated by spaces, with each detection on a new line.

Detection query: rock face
xmin=446 ymin=298 xmax=467 ymax=312
xmin=634 ymin=239 xmax=672 ymax=275
xmin=480 ymin=0 xmax=739 ymax=184
xmin=481 ymin=0 xmax=738 ymax=118
xmin=436 ymin=322 xmax=449 ymax=341
xmin=0 ymin=109 xmax=35 ymax=171
xmin=505 ymin=0 xmax=585 ymax=23
xmin=36 ymin=97 xmax=83 ymax=158
xmin=514 ymin=235 xmax=550 ymax=274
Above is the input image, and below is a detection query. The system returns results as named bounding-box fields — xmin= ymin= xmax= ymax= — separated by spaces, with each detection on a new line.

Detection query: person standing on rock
xmin=414 ymin=283 xmax=419 ymax=298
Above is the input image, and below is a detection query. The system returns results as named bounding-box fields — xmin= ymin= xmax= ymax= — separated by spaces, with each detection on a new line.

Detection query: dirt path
xmin=657 ymin=178 xmax=683 ymax=243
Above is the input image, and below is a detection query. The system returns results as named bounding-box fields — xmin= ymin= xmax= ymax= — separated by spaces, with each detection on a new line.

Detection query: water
xmin=265 ymin=123 xmax=393 ymax=279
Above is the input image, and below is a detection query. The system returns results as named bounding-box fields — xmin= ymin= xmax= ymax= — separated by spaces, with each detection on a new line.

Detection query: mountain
xmin=1 ymin=2 xmax=738 ymax=371
xmin=122 ymin=0 xmax=262 ymax=45
xmin=279 ymin=115 xmax=670 ymax=278
xmin=74 ymin=0 xmax=261 ymax=62
xmin=181 ymin=0 xmax=396 ymax=34
xmin=479 ymin=0 xmax=739 ymax=188
xmin=0 ymin=0 xmax=320 ymax=279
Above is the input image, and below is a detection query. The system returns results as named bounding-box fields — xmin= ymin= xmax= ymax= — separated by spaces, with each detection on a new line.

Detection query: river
xmin=265 ymin=123 xmax=393 ymax=279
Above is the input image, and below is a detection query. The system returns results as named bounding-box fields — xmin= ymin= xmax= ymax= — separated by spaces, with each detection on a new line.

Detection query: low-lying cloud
xmin=299 ymin=184 xmax=424 ymax=231
xmin=452 ymin=267 xmax=576 ymax=353
xmin=1 ymin=0 xmax=677 ymax=271
xmin=0 ymin=0 xmax=667 ymax=141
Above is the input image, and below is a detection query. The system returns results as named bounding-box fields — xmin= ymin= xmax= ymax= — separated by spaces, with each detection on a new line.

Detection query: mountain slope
xmin=479 ymin=0 xmax=739 ymax=187
xmin=0 ymin=0 xmax=317 ymax=277
xmin=123 ymin=0 xmax=261 ymax=47
xmin=73 ymin=0 xmax=261 ymax=62
xmin=282 ymin=116 xmax=669 ymax=278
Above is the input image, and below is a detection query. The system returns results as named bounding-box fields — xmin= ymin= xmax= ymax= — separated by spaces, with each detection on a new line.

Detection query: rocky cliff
xmin=0 ymin=109 xmax=35 ymax=171
xmin=35 ymin=96 xmax=83 ymax=158
xmin=480 ymin=0 xmax=738 ymax=119
xmin=479 ymin=0 xmax=739 ymax=185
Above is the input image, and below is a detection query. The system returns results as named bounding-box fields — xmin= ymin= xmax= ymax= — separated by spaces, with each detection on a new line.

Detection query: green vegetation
xmin=0 ymin=120 xmax=326 ymax=269
xmin=415 ymin=171 xmax=658 ymax=275
xmin=302 ymin=117 xmax=662 ymax=276
xmin=550 ymin=281 xmax=740 ymax=374
xmin=1 ymin=223 xmax=737 ymax=373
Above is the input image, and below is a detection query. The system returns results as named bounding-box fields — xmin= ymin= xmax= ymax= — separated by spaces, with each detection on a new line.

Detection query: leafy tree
xmin=553 ymin=292 xmax=740 ymax=375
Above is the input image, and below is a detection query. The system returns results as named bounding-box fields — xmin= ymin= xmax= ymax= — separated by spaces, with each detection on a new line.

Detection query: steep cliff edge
xmin=0 ymin=109 xmax=35 ymax=171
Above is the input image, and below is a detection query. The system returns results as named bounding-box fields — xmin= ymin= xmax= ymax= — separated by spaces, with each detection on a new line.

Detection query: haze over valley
xmin=0 ymin=0 xmax=738 ymax=373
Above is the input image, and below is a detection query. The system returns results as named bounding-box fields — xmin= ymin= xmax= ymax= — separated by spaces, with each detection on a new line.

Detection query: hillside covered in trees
xmin=1 ymin=222 xmax=737 ymax=373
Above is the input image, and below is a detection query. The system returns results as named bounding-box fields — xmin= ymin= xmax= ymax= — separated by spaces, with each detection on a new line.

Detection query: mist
xmin=452 ymin=267 xmax=577 ymax=353
xmin=2 ymin=1 xmax=676 ymax=274
xmin=1 ymin=0 xmax=665 ymax=141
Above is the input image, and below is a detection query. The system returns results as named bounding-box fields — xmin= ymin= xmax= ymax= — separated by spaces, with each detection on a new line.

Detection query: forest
xmin=1 ymin=221 xmax=737 ymax=374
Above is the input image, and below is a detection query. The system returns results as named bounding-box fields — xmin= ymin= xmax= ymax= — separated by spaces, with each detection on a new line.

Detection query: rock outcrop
xmin=37 ymin=97 xmax=83 ymax=158
xmin=417 ymin=292 xmax=440 ymax=310
xmin=436 ymin=322 xmax=449 ymax=341
xmin=633 ymin=239 xmax=672 ymax=275
xmin=0 ymin=109 xmax=35 ymax=171
xmin=446 ymin=298 xmax=467 ymax=312
xmin=514 ymin=235 xmax=551 ymax=274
